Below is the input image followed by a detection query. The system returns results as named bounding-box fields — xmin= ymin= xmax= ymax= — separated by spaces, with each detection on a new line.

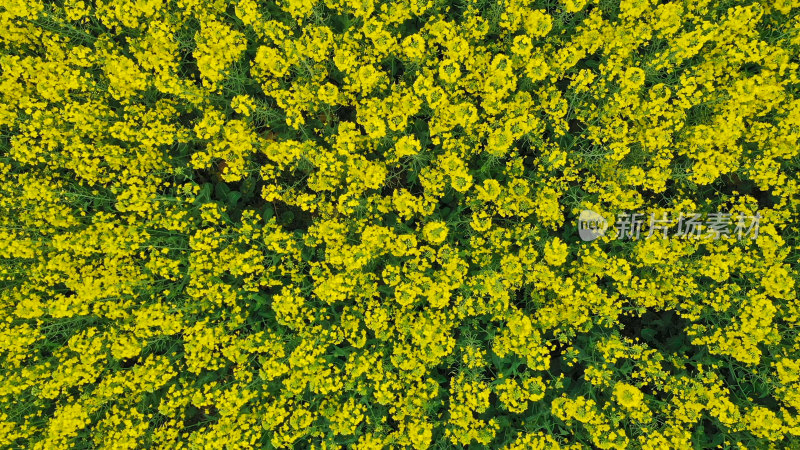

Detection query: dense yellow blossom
xmin=0 ymin=0 xmax=798 ymax=448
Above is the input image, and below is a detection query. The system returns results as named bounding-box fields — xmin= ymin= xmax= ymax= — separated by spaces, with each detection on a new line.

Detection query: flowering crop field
xmin=2 ymin=0 xmax=800 ymax=447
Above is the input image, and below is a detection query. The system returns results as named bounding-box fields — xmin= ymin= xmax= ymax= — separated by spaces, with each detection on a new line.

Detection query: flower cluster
xmin=0 ymin=0 xmax=799 ymax=448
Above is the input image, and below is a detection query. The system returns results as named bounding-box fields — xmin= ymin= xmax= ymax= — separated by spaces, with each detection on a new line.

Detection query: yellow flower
xmin=438 ymin=59 xmax=461 ymax=84
xmin=476 ymin=179 xmax=501 ymax=202
xmin=563 ymin=0 xmax=587 ymax=13
xmin=613 ymin=382 xmax=644 ymax=409
xmin=524 ymin=10 xmax=553 ymax=37
xmin=544 ymin=237 xmax=568 ymax=266
xmin=470 ymin=210 xmax=492 ymax=232
xmin=422 ymin=221 xmax=449 ymax=245
xmin=230 ymin=95 xmax=256 ymax=116
xmin=317 ymin=83 xmax=340 ymax=104
xmin=394 ymin=135 xmax=421 ymax=158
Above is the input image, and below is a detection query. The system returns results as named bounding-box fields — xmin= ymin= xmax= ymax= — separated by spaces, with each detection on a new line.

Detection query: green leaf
xmin=641 ymin=328 xmax=657 ymax=341
xmin=227 ymin=190 xmax=242 ymax=208
xmin=263 ymin=205 xmax=274 ymax=221
xmin=215 ymin=181 xmax=230 ymax=200
xmin=198 ymin=183 xmax=212 ymax=203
